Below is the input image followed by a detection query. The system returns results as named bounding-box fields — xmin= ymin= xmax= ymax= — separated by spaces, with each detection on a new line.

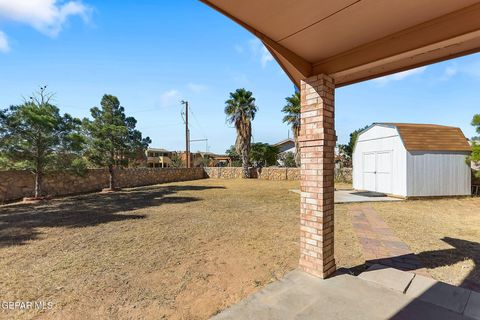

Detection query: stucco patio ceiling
xmin=200 ymin=0 xmax=480 ymax=87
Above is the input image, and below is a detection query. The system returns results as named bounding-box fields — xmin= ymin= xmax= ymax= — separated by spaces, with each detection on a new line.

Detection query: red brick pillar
xmin=298 ymin=74 xmax=336 ymax=278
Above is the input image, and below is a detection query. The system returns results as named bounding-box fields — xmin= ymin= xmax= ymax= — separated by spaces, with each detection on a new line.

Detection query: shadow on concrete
xmin=351 ymin=191 xmax=388 ymax=197
xmin=349 ymin=237 xmax=480 ymax=293
xmin=388 ymin=283 xmax=474 ymax=320
xmin=385 ymin=238 xmax=480 ymax=319
xmin=0 ymin=184 xmax=225 ymax=248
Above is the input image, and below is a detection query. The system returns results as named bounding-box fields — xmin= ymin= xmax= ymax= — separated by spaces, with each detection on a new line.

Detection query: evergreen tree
xmin=250 ymin=142 xmax=279 ymax=167
xmin=338 ymin=125 xmax=369 ymax=161
xmin=83 ymin=94 xmax=151 ymax=190
xmin=225 ymin=145 xmax=242 ymax=167
xmin=469 ymin=114 xmax=480 ymax=177
xmin=0 ymin=86 xmax=85 ymax=198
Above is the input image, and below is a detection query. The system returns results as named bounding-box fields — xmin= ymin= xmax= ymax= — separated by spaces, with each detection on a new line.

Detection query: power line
xmin=189 ymin=106 xmax=207 ymax=139
xmin=190 ymin=138 xmax=209 ymax=153
xmin=138 ymin=122 xmax=183 ymax=130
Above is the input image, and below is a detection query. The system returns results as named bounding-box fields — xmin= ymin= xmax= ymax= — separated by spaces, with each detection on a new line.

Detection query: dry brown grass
xmin=0 ymin=179 xmax=478 ymax=319
xmin=366 ymin=198 xmax=480 ymax=287
xmin=335 ymin=182 xmax=353 ymax=190
xmin=0 ymin=179 xmax=302 ymax=319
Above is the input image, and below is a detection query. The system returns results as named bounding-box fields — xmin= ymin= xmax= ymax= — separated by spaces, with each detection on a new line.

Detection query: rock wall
xmin=334 ymin=167 xmax=353 ymax=183
xmin=254 ymin=167 xmax=301 ymax=180
xmin=0 ymin=168 xmax=205 ymax=203
xmin=203 ymin=167 xmax=245 ymax=179
xmin=203 ymin=167 xmax=300 ymax=180
xmin=203 ymin=167 xmax=353 ymax=182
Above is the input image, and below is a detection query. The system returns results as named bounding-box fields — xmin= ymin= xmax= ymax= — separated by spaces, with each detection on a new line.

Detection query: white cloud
xmin=0 ymin=0 xmax=91 ymax=37
xmin=234 ymin=44 xmax=244 ymax=54
xmin=260 ymin=47 xmax=274 ymax=67
xmin=0 ymin=31 xmax=9 ymax=52
xmin=160 ymin=89 xmax=181 ymax=107
xmin=188 ymin=83 xmax=208 ymax=93
xmin=373 ymin=66 xmax=427 ymax=85
xmin=443 ymin=65 xmax=457 ymax=79
xmin=249 ymin=38 xmax=274 ymax=68
xmin=0 ymin=0 xmax=91 ymax=53
xmin=435 ymin=64 xmax=458 ymax=81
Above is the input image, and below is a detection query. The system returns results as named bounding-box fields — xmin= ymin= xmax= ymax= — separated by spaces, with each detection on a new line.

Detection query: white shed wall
xmin=406 ymin=151 xmax=471 ymax=196
xmin=352 ymin=125 xmax=407 ymax=196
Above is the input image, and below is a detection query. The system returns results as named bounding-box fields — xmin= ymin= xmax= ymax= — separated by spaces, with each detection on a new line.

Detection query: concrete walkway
xmin=213 ymin=267 xmax=480 ymax=320
xmin=289 ymin=189 xmax=403 ymax=204
xmin=351 ymin=206 xmax=426 ymax=274
xmin=335 ymin=190 xmax=403 ymax=204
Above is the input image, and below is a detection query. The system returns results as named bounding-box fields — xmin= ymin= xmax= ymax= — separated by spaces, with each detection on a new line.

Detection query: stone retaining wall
xmin=335 ymin=167 xmax=352 ymax=183
xmin=0 ymin=168 xmax=205 ymax=203
xmin=1 ymin=166 xmax=355 ymax=203
xmin=203 ymin=167 xmax=354 ymax=182
xmin=203 ymin=167 xmax=300 ymax=180
xmin=203 ymin=167 xmax=245 ymax=179
xmin=255 ymin=167 xmax=301 ymax=180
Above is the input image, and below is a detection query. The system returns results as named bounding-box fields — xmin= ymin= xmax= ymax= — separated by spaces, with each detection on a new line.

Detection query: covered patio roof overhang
xmin=200 ymin=0 xmax=480 ymax=87
xmin=200 ymin=0 xmax=480 ymax=278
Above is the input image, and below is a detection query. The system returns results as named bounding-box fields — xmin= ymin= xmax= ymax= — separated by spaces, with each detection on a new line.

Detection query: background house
xmin=274 ymin=138 xmax=296 ymax=167
xmin=273 ymin=138 xmax=295 ymax=154
xmin=352 ymin=123 xmax=471 ymax=197
xmin=179 ymin=151 xmax=231 ymax=167
xmin=146 ymin=148 xmax=172 ymax=168
xmin=205 ymin=153 xmax=232 ymax=167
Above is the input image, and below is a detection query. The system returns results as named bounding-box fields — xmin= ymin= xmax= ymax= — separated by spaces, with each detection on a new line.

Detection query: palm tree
xmin=282 ymin=92 xmax=301 ymax=166
xmin=225 ymin=88 xmax=258 ymax=178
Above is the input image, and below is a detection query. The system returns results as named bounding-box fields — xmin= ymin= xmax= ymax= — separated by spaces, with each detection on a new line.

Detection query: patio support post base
xmin=298 ymin=74 xmax=336 ymax=279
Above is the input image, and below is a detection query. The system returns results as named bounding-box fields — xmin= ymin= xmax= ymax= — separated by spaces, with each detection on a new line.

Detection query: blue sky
xmin=0 ymin=1 xmax=479 ymax=154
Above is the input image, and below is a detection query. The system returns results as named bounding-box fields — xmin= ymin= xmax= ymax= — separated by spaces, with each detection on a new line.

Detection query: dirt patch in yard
xmin=0 ymin=180 xmax=308 ymax=319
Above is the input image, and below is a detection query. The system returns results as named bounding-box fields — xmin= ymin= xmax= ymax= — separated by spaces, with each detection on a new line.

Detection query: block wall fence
xmin=203 ymin=167 xmax=301 ymax=180
xmin=0 ymin=168 xmax=205 ymax=203
xmin=0 ymin=166 xmax=354 ymax=203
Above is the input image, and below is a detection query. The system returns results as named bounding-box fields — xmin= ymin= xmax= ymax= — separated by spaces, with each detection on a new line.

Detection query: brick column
xmin=298 ymin=74 xmax=336 ymax=278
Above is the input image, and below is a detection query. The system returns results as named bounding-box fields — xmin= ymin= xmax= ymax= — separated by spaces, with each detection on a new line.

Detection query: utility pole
xmin=190 ymin=138 xmax=208 ymax=153
xmin=181 ymin=100 xmax=190 ymax=168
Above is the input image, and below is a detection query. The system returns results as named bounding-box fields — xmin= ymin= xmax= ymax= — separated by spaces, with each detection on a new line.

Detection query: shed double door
xmin=362 ymin=151 xmax=393 ymax=194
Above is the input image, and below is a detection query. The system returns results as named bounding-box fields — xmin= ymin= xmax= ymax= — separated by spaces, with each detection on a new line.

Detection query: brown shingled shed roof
xmin=377 ymin=123 xmax=471 ymax=152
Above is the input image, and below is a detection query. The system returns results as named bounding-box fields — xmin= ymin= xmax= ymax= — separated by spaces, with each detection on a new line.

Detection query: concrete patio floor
xmin=213 ymin=265 xmax=480 ymax=320
xmin=289 ymin=189 xmax=403 ymax=204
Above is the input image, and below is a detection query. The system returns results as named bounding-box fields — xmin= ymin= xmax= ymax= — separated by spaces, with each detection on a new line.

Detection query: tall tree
xmin=0 ymin=86 xmax=85 ymax=198
xmin=225 ymin=88 xmax=258 ymax=178
xmin=225 ymin=145 xmax=242 ymax=167
xmin=83 ymin=95 xmax=151 ymax=190
xmin=338 ymin=125 xmax=369 ymax=162
xmin=250 ymin=142 xmax=279 ymax=167
xmin=170 ymin=153 xmax=184 ymax=168
xmin=281 ymin=92 xmax=301 ymax=166
xmin=470 ymin=114 xmax=480 ymax=177
xmin=278 ymin=151 xmax=297 ymax=168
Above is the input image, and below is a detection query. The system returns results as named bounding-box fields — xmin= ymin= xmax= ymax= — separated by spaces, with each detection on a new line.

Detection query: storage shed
xmin=352 ymin=123 xmax=471 ymax=197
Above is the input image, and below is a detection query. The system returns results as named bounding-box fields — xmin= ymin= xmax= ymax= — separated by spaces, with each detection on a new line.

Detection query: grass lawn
xmin=0 ymin=178 xmax=478 ymax=319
